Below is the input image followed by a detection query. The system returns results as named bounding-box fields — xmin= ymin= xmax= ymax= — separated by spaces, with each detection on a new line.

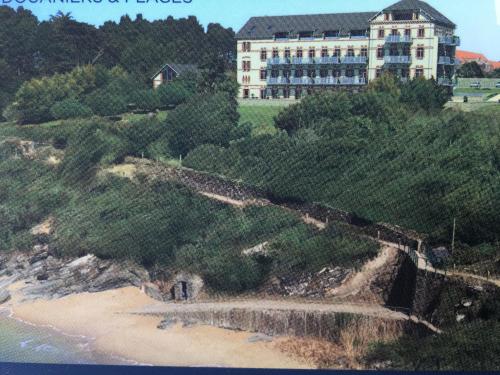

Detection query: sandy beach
xmin=5 ymin=283 xmax=311 ymax=369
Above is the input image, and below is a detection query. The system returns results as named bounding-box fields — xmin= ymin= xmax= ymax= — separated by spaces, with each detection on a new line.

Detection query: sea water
xmin=0 ymin=313 xmax=129 ymax=365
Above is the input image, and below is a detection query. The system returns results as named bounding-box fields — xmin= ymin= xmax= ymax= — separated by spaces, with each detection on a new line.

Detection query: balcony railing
xmin=340 ymin=56 xmax=368 ymax=64
xmin=267 ymin=58 xmax=290 ymax=66
xmin=314 ymin=56 xmax=340 ymax=65
xmin=338 ymin=76 xmax=367 ymax=85
xmin=438 ymin=36 xmax=461 ymax=46
xmin=384 ymin=55 xmax=412 ymax=64
xmin=290 ymin=77 xmax=315 ymax=85
xmin=267 ymin=77 xmax=290 ymax=85
xmin=385 ymin=35 xmax=412 ymax=44
xmin=438 ymin=56 xmax=459 ymax=65
xmin=438 ymin=77 xmax=454 ymax=86
xmin=291 ymin=57 xmax=315 ymax=65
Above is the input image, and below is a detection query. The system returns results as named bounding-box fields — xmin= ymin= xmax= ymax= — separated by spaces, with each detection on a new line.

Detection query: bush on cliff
xmin=167 ymin=92 xmax=239 ymax=157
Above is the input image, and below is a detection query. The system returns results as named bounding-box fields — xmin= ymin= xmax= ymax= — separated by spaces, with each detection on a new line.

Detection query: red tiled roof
xmin=489 ymin=61 xmax=500 ymax=70
xmin=456 ymin=50 xmax=489 ymax=62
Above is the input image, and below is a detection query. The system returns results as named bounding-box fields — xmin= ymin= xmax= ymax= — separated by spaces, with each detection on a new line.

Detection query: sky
xmin=6 ymin=0 xmax=500 ymax=60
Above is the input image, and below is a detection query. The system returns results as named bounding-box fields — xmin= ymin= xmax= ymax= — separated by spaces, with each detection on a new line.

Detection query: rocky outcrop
xmin=261 ymin=266 xmax=353 ymax=298
xmin=0 ymin=247 xmax=149 ymax=300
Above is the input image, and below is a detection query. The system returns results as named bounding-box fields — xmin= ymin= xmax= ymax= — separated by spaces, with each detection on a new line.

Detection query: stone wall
xmin=158 ymin=308 xmax=432 ymax=342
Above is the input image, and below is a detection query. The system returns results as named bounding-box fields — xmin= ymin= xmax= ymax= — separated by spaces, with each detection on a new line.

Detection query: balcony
xmin=267 ymin=77 xmax=290 ymax=85
xmin=291 ymin=57 xmax=315 ymax=65
xmin=340 ymin=56 xmax=368 ymax=65
xmin=290 ymin=77 xmax=315 ymax=85
xmin=314 ymin=56 xmax=340 ymax=65
xmin=384 ymin=55 xmax=412 ymax=64
xmin=338 ymin=76 xmax=367 ymax=85
xmin=267 ymin=58 xmax=290 ymax=66
xmin=438 ymin=56 xmax=459 ymax=65
xmin=385 ymin=35 xmax=412 ymax=44
xmin=438 ymin=77 xmax=454 ymax=86
xmin=438 ymin=36 xmax=461 ymax=46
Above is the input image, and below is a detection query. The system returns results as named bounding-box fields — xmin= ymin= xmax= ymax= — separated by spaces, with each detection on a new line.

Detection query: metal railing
xmin=267 ymin=57 xmax=290 ymax=66
xmin=438 ymin=77 xmax=454 ymax=86
xmin=291 ymin=57 xmax=315 ymax=65
xmin=314 ymin=56 xmax=340 ymax=65
xmin=266 ymin=77 xmax=290 ymax=85
xmin=385 ymin=35 xmax=412 ymax=43
xmin=438 ymin=35 xmax=461 ymax=46
xmin=313 ymin=76 xmax=367 ymax=85
xmin=290 ymin=77 xmax=315 ymax=85
xmin=340 ymin=56 xmax=368 ymax=64
xmin=438 ymin=56 xmax=459 ymax=65
xmin=384 ymin=55 xmax=412 ymax=64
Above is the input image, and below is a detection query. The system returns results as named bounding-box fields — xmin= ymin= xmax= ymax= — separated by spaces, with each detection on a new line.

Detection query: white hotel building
xmin=236 ymin=0 xmax=459 ymax=100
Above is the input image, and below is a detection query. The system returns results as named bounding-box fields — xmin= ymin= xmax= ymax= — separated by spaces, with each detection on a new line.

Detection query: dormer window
xmin=393 ymin=12 xmax=413 ymax=21
xmin=324 ymin=30 xmax=340 ymax=39
xmin=274 ymin=32 xmax=289 ymax=40
xmin=298 ymin=31 xmax=314 ymax=40
xmin=350 ymin=30 xmax=367 ymax=38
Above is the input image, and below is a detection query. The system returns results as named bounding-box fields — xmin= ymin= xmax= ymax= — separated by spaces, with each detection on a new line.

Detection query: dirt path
xmin=105 ymin=161 xmax=500 ymax=288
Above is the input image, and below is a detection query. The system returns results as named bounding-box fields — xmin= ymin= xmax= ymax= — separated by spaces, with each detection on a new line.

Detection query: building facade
xmin=236 ymin=0 xmax=459 ymax=99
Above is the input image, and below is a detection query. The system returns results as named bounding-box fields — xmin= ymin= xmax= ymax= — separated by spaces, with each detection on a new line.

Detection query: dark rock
xmin=0 ymin=289 xmax=10 ymax=304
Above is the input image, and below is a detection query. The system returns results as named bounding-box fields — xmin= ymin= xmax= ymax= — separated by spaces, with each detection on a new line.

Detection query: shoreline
xmin=4 ymin=284 xmax=311 ymax=369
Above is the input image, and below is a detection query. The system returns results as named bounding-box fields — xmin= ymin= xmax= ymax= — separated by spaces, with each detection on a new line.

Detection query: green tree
xmin=457 ymin=62 xmax=485 ymax=78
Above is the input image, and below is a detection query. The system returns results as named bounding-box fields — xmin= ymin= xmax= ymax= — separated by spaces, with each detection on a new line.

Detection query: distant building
xmin=236 ymin=0 xmax=459 ymax=100
xmin=456 ymin=50 xmax=500 ymax=73
xmin=151 ymin=63 xmax=198 ymax=89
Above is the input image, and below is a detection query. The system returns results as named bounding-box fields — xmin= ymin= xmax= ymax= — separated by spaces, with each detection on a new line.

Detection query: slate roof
xmin=236 ymin=1 xmax=455 ymax=40
xmin=151 ymin=63 xmax=198 ymax=80
xmin=382 ymin=0 xmax=455 ymax=27
xmin=236 ymin=12 xmax=377 ymax=40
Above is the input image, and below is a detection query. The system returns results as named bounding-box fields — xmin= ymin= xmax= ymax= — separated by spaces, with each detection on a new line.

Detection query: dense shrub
xmin=50 ymin=98 xmax=93 ymax=120
xmin=167 ymin=92 xmax=239 ymax=157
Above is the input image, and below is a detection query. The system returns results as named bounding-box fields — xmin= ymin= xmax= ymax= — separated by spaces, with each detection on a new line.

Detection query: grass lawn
xmin=445 ymin=101 xmax=500 ymax=112
xmin=238 ymin=105 xmax=285 ymax=137
xmin=453 ymin=88 xmax=500 ymax=96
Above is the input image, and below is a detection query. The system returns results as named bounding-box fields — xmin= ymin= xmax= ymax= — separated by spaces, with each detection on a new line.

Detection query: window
xmin=271 ymin=70 xmax=279 ymax=78
xmin=271 ymin=89 xmax=279 ymax=99
xmin=283 ymin=70 xmax=291 ymax=78
xmin=260 ymin=49 xmax=267 ymax=61
xmin=376 ymin=68 xmax=382 ymax=78
xmin=384 ymin=13 xmax=390 ymax=21
xmin=296 ymin=69 xmax=304 ymax=78
xmin=360 ymin=69 xmax=367 ymax=79
xmin=347 ymin=48 xmax=354 ymax=57
xmin=275 ymin=32 xmax=289 ymax=40
xmin=307 ymin=69 xmax=315 ymax=78
xmin=260 ymin=89 xmax=267 ymax=99
xmin=296 ymin=48 xmax=303 ymax=58
xmin=242 ymin=61 xmax=251 ymax=71
xmin=351 ymin=30 xmax=366 ymax=38
xmin=401 ymin=69 xmax=409 ymax=78
xmin=242 ymin=42 xmax=251 ymax=52
xmin=243 ymin=89 xmax=249 ymax=99
xmin=321 ymin=48 xmax=329 ymax=57
xmin=334 ymin=48 xmax=341 ymax=57
xmin=242 ymin=75 xmax=250 ymax=84
xmin=320 ymin=69 xmax=328 ymax=78
xmin=260 ymin=69 xmax=267 ymax=80
xmin=391 ymin=29 xmax=398 ymax=36
xmin=346 ymin=69 xmax=354 ymax=78
xmin=360 ymin=48 xmax=368 ymax=57
xmin=309 ymin=48 xmax=316 ymax=58
xmin=405 ymin=28 xmax=411 ymax=36
xmin=324 ymin=30 xmax=340 ymax=38
xmin=378 ymin=29 xmax=385 ymax=39
xmin=377 ymin=47 xmax=385 ymax=59
xmin=417 ymin=47 xmax=425 ymax=59
xmin=272 ymin=48 xmax=279 ymax=58
xmin=295 ymin=87 xmax=302 ymax=99
xmin=393 ymin=12 xmax=413 ymax=21
xmin=418 ymin=28 xmax=425 ymax=38
xmin=415 ymin=68 xmax=424 ymax=77
xmin=283 ymin=88 xmax=290 ymax=99
xmin=284 ymin=48 xmax=291 ymax=58
xmin=299 ymin=31 xmax=314 ymax=40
